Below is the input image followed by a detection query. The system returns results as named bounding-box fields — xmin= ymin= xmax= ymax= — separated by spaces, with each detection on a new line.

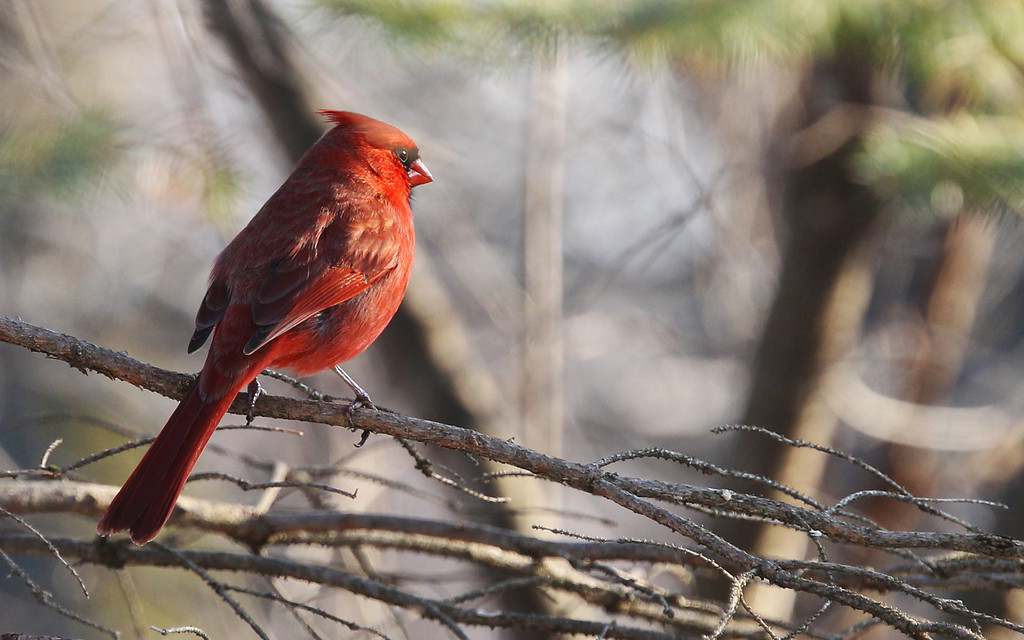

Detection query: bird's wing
xmin=187 ymin=260 xmax=378 ymax=357
xmin=243 ymin=209 xmax=401 ymax=355
xmin=186 ymin=189 xmax=406 ymax=357
xmin=242 ymin=261 xmax=380 ymax=355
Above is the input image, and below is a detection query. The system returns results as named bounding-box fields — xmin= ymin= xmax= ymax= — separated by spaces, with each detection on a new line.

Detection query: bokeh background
xmin=3 ymin=0 xmax=1024 ymax=637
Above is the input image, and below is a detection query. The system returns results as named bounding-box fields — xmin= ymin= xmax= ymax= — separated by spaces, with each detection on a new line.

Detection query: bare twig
xmin=3 ymin=318 xmax=1024 ymax=638
xmin=395 ymin=437 xmax=509 ymax=503
xmin=151 ymin=626 xmax=211 ymax=639
xmin=0 ymin=549 xmax=116 ymax=639
xmin=151 ymin=542 xmax=271 ymax=640
xmin=226 ymin=583 xmax=388 ymax=639
xmin=0 ymin=506 xmax=87 ymax=596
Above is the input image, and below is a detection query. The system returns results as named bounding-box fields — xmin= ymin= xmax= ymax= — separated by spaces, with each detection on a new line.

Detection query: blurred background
xmin=3 ymin=0 xmax=1024 ymax=637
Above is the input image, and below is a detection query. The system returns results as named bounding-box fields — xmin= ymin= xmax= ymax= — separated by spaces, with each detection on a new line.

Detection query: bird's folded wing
xmin=242 ymin=259 xmax=387 ymax=354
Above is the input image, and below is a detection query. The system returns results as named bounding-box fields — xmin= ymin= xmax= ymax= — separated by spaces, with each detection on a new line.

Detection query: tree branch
xmin=4 ymin=316 xmax=1024 ymax=638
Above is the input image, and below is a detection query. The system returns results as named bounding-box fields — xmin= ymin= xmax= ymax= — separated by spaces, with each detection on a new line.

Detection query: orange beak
xmin=408 ymin=158 xmax=433 ymax=187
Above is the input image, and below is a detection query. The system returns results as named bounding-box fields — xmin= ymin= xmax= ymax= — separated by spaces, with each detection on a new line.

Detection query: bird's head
xmin=317 ymin=110 xmax=432 ymax=189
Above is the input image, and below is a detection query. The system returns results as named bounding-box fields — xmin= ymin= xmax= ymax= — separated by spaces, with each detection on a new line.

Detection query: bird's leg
xmin=333 ymin=365 xmax=374 ymax=447
xmin=333 ymin=365 xmax=375 ymax=408
xmin=245 ymin=377 xmax=265 ymax=426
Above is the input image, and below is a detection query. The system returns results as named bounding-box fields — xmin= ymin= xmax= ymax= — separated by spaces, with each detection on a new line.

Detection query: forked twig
xmin=151 ymin=542 xmax=271 ymax=640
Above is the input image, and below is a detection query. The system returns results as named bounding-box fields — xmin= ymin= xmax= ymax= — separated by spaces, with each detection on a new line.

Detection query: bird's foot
xmin=333 ymin=365 xmax=375 ymax=447
xmin=246 ymin=378 xmax=265 ymax=426
xmin=346 ymin=391 xmax=375 ymax=448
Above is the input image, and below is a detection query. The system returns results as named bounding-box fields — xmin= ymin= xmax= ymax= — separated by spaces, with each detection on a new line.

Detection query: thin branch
xmin=225 ymin=583 xmax=388 ymax=639
xmin=151 ymin=542 xmax=270 ymax=640
xmin=0 ymin=535 xmax=732 ymax=640
xmin=151 ymin=627 xmax=211 ymax=640
xmin=0 ymin=549 xmax=117 ymax=639
xmin=395 ymin=437 xmax=509 ymax=503
xmin=4 ymin=318 xmax=1024 ymax=638
xmin=187 ymin=472 xmax=358 ymax=500
xmin=0 ymin=506 xmax=87 ymax=596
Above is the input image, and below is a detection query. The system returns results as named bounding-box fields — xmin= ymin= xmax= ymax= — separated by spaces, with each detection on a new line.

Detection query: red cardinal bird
xmin=98 ymin=110 xmax=432 ymax=544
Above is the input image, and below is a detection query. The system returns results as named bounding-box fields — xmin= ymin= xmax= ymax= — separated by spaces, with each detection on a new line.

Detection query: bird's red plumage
xmin=97 ymin=111 xmax=431 ymax=544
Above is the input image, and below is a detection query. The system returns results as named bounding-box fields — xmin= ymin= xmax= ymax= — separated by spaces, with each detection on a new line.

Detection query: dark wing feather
xmin=188 ymin=279 xmax=230 ymax=353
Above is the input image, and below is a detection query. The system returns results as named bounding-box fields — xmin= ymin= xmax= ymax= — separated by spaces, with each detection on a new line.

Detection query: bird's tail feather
xmin=97 ymin=376 xmax=243 ymax=544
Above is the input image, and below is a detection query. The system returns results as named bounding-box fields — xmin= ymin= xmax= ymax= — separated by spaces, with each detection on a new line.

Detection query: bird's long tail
xmin=97 ymin=373 xmax=250 ymax=545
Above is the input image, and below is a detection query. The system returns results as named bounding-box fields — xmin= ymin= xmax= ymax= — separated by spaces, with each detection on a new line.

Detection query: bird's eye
xmin=395 ymin=148 xmax=410 ymax=166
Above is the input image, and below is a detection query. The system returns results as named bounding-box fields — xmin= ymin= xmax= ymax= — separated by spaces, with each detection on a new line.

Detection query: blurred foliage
xmin=199 ymin=157 xmax=244 ymax=225
xmin=321 ymin=0 xmax=1024 ymax=83
xmin=323 ymin=0 xmax=1024 ymax=218
xmin=0 ymin=109 xmax=120 ymax=201
xmin=0 ymin=111 xmax=244 ymax=227
xmin=897 ymin=0 xmax=1024 ymax=114
xmin=859 ymin=114 xmax=1024 ymax=215
xmin=318 ymin=0 xmax=607 ymax=56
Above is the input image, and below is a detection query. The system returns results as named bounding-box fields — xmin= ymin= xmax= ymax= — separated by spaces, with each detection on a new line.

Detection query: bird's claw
xmin=246 ymin=378 xmax=265 ymax=426
xmin=354 ymin=429 xmax=371 ymax=448
xmin=332 ymin=365 xmax=376 ymax=447
xmin=345 ymin=392 xmax=375 ymax=447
